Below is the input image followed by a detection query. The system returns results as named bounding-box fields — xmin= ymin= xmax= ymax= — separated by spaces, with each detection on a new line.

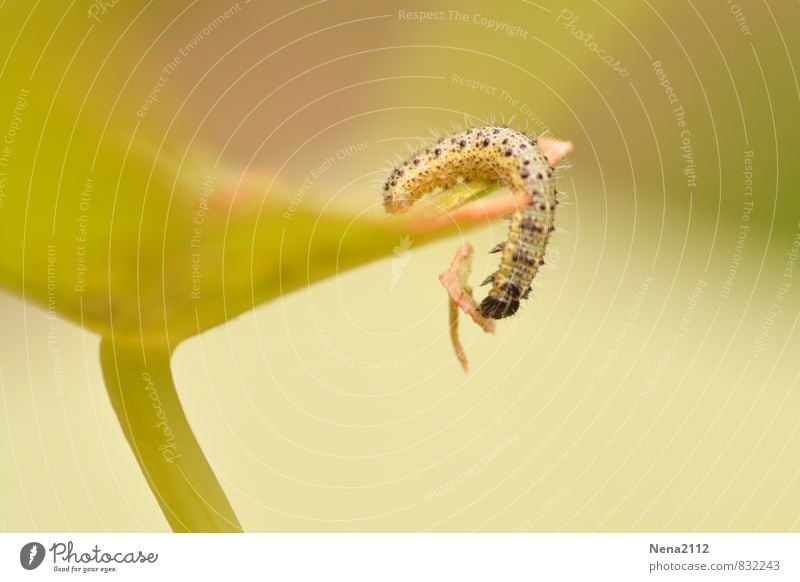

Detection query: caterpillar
xmin=383 ymin=125 xmax=562 ymax=320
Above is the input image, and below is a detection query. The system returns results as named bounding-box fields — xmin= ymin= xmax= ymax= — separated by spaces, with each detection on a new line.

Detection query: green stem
xmin=99 ymin=337 xmax=242 ymax=532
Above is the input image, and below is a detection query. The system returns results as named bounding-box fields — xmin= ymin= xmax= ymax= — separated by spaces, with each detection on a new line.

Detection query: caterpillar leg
xmin=438 ymin=242 xmax=495 ymax=371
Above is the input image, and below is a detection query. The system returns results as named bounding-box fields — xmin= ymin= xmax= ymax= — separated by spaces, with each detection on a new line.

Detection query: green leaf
xmin=0 ymin=2 xmax=514 ymax=531
xmin=0 ymin=91 xmax=500 ymax=530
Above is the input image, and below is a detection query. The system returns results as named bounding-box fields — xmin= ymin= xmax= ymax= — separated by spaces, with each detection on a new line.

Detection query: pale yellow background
xmin=0 ymin=1 xmax=798 ymax=531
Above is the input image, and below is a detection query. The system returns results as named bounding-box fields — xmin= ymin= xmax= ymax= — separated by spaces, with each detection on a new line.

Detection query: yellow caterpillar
xmin=383 ymin=126 xmax=558 ymax=319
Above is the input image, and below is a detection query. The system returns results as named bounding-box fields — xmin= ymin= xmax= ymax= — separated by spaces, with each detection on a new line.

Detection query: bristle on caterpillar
xmin=383 ymin=125 xmax=562 ymax=321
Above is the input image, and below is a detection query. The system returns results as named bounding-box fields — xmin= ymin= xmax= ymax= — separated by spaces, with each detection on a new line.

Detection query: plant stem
xmin=100 ymin=337 xmax=242 ymax=532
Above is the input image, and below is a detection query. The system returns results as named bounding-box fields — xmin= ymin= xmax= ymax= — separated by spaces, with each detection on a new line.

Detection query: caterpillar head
xmin=479 ymin=296 xmax=520 ymax=319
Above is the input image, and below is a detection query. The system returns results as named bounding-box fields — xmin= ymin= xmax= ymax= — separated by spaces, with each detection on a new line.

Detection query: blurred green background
xmin=0 ymin=0 xmax=798 ymax=531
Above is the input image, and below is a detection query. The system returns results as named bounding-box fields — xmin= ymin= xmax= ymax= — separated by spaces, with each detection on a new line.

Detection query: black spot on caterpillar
xmin=383 ymin=126 xmax=558 ymax=320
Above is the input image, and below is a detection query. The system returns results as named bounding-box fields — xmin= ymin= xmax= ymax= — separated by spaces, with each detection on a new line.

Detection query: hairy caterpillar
xmin=383 ymin=125 xmax=564 ymax=320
